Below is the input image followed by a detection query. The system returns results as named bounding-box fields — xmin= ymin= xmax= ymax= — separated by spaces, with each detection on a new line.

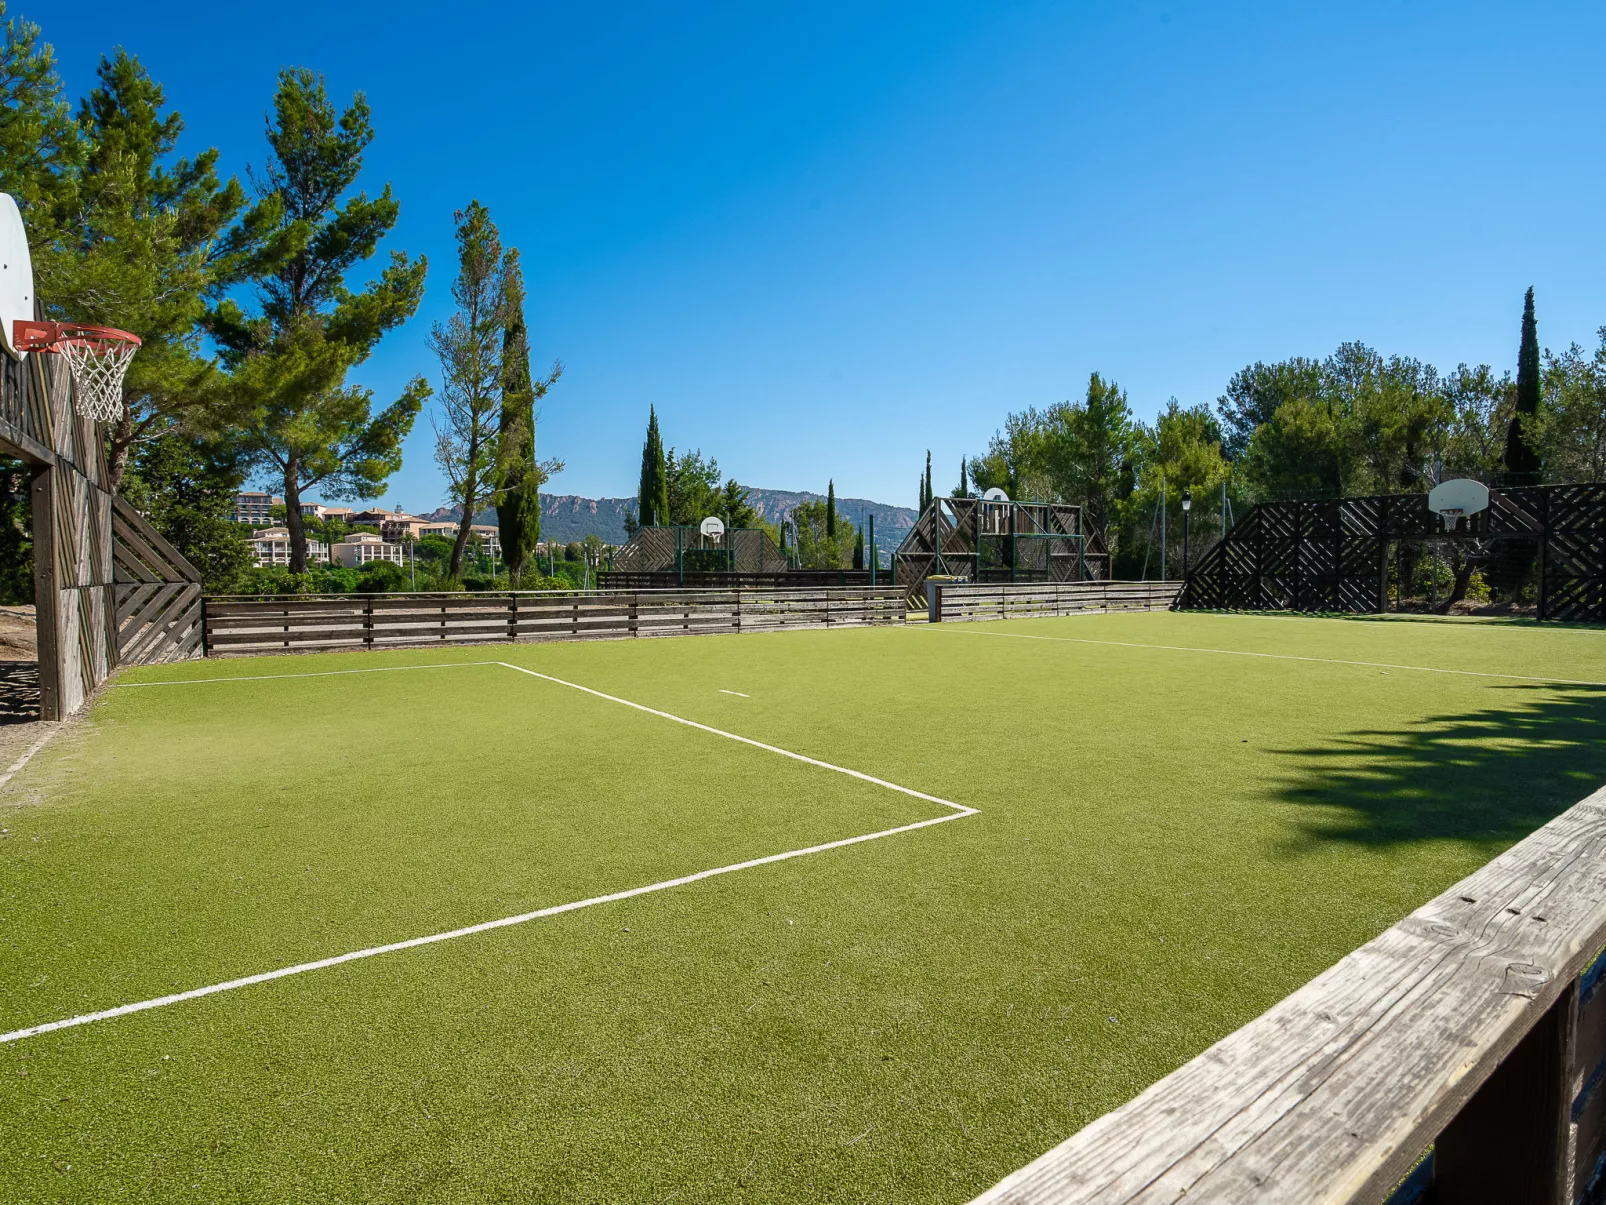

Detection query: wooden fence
xmin=928 ymin=580 xmax=1182 ymax=622
xmin=969 ymin=782 xmax=1606 ymax=1205
xmin=202 ymin=586 xmax=906 ymax=654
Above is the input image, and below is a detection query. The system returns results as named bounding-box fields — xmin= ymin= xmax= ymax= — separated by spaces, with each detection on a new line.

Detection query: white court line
xmin=113 ymin=662 xmax=499 ymax=687
xmin=0 ymin=725 xmax=62 ymax=791
xmin=1 ymin=660 xmax=974 ymax=1045
xmin=494 ymin=663 xmax=972 ymax=816
xmin=919 ymin=625 xmax=1606 ymax=687
xmin=0 ymin=812 xmax=966 ymax=1046
xmin=719 ymin=689 xmax=750 ymax=697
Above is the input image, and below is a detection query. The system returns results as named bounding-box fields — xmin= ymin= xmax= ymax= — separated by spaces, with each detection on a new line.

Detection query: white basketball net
xmin=58 ymin=333 xmax=138 ymax=422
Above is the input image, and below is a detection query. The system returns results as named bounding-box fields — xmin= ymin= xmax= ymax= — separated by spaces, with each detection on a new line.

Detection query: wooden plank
xmin=968 ymin=785 xmax=1606 ymax=1205
xmin=110 ymin=495 xmax=203 ymax=582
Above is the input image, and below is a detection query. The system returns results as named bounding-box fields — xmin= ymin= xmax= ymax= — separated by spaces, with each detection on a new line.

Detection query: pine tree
xmin=826 ymin=479 xmax=836 ymax=538
xmin=209 ymin=69 xmax=429 ymax=574
xmin=924 ymin=450 xmax=933 ymax=510
xmin=637 ymin=407 xmax=668 ymax=526
xmin=955 ymin=456 xmax=969 ymax=497
xmin=47 ymin=50 xmax=262 ymax=493
xmin=1504 ymin=286 xmax=1543 ymax=480
xmin=852 ymin=529 xmax=864 ymax=570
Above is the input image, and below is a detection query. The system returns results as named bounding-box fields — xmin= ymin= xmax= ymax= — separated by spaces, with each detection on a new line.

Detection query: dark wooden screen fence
xmin=1180 ymin=483 xmax=1606 ymax=622
xmin=202 ymin=586 xmax=907 ymax=654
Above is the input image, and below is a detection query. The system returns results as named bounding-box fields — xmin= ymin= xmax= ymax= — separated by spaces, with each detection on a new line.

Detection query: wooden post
xmin=508 ymin=592 xmax=518 ymax=642
xmin=29 ymin=464 xmax=59 ymax=722
xmin=1435 ymin=982 xmax=1577 ymax=1204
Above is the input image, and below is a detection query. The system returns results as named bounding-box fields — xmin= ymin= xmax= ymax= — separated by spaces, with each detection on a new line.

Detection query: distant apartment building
xmin=250 ymin=527 xmax=327 ymax=568
xmin=331 ymin=532 xmax=405 ymax=568
xmin=419 ymin=521 xmax=501 ymax=560
xmin=348 ymin=509 xmax=430 ymax=542
xmin=230 ymin=491 xmax=283 ymax=526
xmin=300 ymin=503 xmax=354 ymax=521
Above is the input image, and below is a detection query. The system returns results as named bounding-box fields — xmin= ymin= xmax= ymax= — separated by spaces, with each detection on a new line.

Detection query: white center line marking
xmin=2 ymin=660 xmax=975 ymax=1046
xmin=719 ymin=689 xmax=750 ymax=697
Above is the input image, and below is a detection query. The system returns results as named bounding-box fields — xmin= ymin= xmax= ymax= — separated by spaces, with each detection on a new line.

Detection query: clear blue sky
xmin=41 ymin=1 xmax=1606 ymax=511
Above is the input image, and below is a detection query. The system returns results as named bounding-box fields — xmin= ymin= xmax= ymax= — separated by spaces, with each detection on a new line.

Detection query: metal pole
xmin=1160 ymin=475 xmax=1167 ymax=581
xmin=1183 ymin=503 xmax=1190 ymax=577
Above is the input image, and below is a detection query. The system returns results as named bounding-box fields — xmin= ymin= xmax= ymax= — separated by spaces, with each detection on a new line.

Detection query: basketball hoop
xmin=12 ymin=320 xmax=141 ymax=423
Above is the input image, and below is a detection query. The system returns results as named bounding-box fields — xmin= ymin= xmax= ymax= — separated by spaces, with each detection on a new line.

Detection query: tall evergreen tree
xmin=209 ymin=68 xmax=428 ymax=574
xmin=1489 ymin=288 xmax=1544 ymax=597
xmin=430 ymin=202 xmax=518 ymax=583
xmin=955 ymin=456 xmax=969 ymax=497
xmin=852 ymin=528 xmax=864 ymax=570
xmin=494 ymin=254 xmax=561 ymax=582
xmin=48 ymin=51 xmax=266 ymax=493
xmin=826 ymin=479 xmax=836 ymax=538
xmin=923 ymin=450 xmax=933 ymax=510
xmin=0 ymin=7 xmax=82 ymax=233
xmin=637 ymin=406 xmax=668 ymax=526
xmin=1504 ymin=286 xmax=1542 ymax=481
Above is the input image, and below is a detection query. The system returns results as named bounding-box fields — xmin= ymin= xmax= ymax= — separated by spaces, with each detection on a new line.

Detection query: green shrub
xmin=356 ymin=560 xmax=407 ymax=593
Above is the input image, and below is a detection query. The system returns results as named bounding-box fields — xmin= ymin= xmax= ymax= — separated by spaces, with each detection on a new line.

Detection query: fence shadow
xmin=1272 ymin=683 xmax=1606 ymax=850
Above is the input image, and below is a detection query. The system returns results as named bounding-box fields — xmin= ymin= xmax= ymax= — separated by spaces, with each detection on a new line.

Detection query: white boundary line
xmin=0 ymin=724 xmax=62 ymax=791
xmin=1 ymin=660 xmax=974 ymax=1046
xmin=918 ymin=625 xmax=1606 ymax=687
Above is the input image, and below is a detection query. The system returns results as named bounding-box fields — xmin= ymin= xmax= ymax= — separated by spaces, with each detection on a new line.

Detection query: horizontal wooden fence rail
xmin=929 ymin=580 xmax=1182 ymax=623
xmin=202 ymin=587 xmax=906 ymax=655
xmin=969 ymin=782 xmax=1606 ymax=1205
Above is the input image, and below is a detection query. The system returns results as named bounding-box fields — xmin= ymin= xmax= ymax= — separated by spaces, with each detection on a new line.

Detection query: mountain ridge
xmin=425 ymin=489 xmax=917 ymax=552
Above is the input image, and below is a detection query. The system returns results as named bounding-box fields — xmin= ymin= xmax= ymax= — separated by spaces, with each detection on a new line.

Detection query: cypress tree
xmin=826 ymin=479 xmax=836 ymax=538
xmin=637 ymin=407 xmax=668 ymax=526
xmin=955 ymin=456 xmax=969 ymax=497
xmin=852 ymin=529 xmax=864 ymax=570
xmin=924 ymin=451 xmax=933 ymax=509
xmin=496 ymin=254 xmax=542 ymax=580
xmin=1489 ymin=288 xmax=1543 ymax=598
xmin=1504 ymin=286 xmax=1542 ymax=481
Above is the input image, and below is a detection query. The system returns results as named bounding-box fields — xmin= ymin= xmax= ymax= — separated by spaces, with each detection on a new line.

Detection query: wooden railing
xmin=969 ymin=783 xmax=1606 ymax=1205
xmin=928 ymin=580 xmax=1182 ymax=622
xmin=202 ymin=586 xmax=906 ymax=654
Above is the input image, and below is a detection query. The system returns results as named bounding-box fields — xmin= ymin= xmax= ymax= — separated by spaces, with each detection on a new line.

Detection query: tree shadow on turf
xmin=1271 ymin=683 xmax=1606 ymax=851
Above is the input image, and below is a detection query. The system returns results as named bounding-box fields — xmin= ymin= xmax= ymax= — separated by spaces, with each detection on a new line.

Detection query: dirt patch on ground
xmin=0 ymin=605 xmax=35 ymax=661
xmin=0 ymin=607 xmax=44 ymax=770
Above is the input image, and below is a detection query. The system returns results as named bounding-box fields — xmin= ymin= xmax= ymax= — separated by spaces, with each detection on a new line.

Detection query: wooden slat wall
xmin=0 ymin=342 xmax=204 ymax=716
xmin=111 ymin=495 xmax=204 ymax=666
xmin=203 ymin=587 xmax=908 ymax=654
xmin=933 ymin=580 xmax=1182 ymax=622
xmin=968 ymin=782 xmax=1606 ymax=1205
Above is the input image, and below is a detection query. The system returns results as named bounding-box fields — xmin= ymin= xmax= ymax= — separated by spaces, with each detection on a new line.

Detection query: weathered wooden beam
xmin=968 ymin=785 xmax=1606 ymax=1205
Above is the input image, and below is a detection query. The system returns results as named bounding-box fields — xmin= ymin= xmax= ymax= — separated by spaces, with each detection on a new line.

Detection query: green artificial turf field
xmin=2 ymin=610 xmax=1604 ymax=1203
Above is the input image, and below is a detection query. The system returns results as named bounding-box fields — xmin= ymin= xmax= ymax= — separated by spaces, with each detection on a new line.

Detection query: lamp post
xmin=1181 ymin=490 xmax=1192 ymax=578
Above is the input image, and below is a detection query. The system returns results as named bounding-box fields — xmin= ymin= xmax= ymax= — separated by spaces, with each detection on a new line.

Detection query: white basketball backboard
xmin=0 ymin=193 xmax=33 ymax=360
xmin=700 ymin=515 xmax=725 ymax=538
xmin=982 ymin=487 xmax=1009 ymax=502
xmin=1427 ymin=478 xmax=1490 ymax=519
